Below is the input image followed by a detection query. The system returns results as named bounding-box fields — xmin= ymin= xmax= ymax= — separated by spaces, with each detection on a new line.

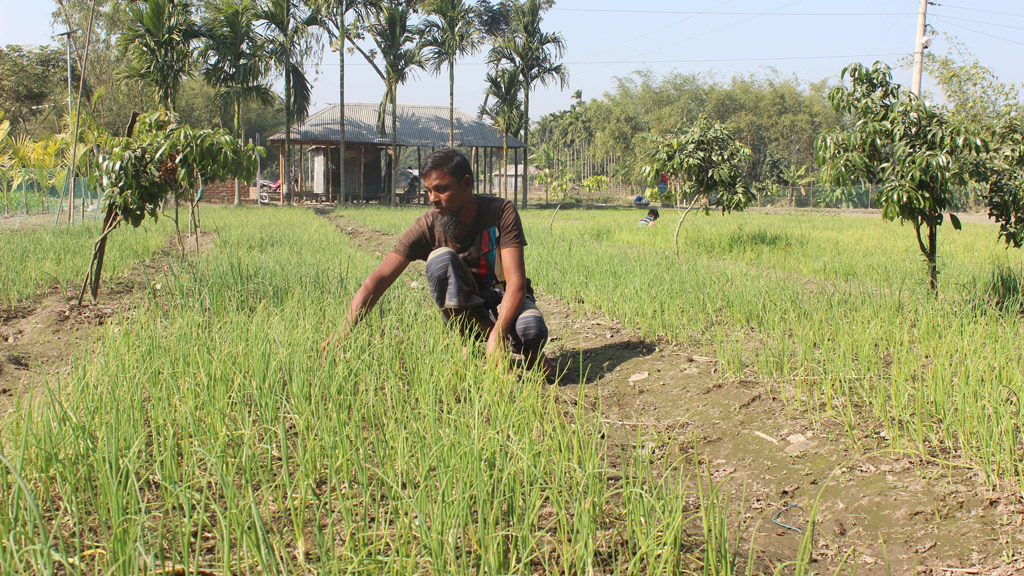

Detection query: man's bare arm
xmin=323 ymin=252 xmax=410 ymax=355
xmin=487 ymin=245 xmax=526 ymax=359
xmin=347 ymin=252 xmax=411 ymax=329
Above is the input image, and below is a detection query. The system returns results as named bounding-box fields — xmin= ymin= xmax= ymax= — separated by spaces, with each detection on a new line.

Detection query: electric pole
xmin=56 ymin=28 xmax=79 ymax=224
xmin=911 ymin=0 xmax=929 ymax=96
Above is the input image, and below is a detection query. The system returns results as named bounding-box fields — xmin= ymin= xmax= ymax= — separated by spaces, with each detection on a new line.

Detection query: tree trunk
xmin=283 ymin=61 xmax=291 ymax=206
xmin=79 ymin=111 xmax=137 ymax=305
xmin=928 ymin=221 xmax=938 ymax=293
xmin=391 ymin=88 xmax=398 ymax=205
xmin=234 ymin=100 xmax=242 ymax=206
xmin=338 ymin=7 xmax=346 ymax=205
xmin=521 ymin=86 xmax=529 ymax=210
xmin=513 ymin=147 xmax=519 ymax=207
xmin=448 ymin=60 xmax=455 ymax=146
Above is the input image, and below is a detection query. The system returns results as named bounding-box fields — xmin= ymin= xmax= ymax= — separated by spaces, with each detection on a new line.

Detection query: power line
xmin=935 ymin=14 xmax=1024 ymax=32
xmin=329 ymin=53 xmax=906 ymax=67
xmin=550 ymin=8 xmax=913 ymax=17
xmin=932 ymin=16 xmax=1024 ymax=47
xmin=933 ymin=3 xmax=1024 ymax=20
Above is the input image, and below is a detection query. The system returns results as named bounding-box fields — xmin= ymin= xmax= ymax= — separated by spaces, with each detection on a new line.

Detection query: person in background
xmin=639 ymin=208 xmax=659 ymax=226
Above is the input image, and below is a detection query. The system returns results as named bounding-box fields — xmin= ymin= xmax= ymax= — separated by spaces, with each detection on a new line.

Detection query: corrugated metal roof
xmin=267 ymin=103 xmax=526 ymax=148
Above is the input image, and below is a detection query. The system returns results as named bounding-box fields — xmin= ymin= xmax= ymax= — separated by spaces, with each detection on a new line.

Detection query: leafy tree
xmin=816 ymin=62 xmax=987 ymax=292
xmin=420 ymin=0 xmax=482 ymax=146
xmin=641 ymin=115 xmax=753 ymax=255
xmin=260 ymin=0 xmax=318 ymax=204
xmin=984 ymin=116 xmax=1024 ymax=249
xmin=918 ymin=35 xmax=1022 ymax=133
xmin=0 ymin=45 xmax=74 ymax=137
xmin=487 ymin=0 xmax=566 ymax=209
xmin=473 ymin=0 xmax=511 ymax=38
xmin=530 ymin=139 xmax=556 ymax=202
xmin=85 ymin=112 xmax=261 ymax=302
xmin=351 ymin=0 xmax=423 ymax=204
xmin=478 ymin=66 xmax=522 ymax=201
xmin=201 ymin=0 xmax=274 ymax=205
xmin=117 ymin=0 xmax=200 ymax=112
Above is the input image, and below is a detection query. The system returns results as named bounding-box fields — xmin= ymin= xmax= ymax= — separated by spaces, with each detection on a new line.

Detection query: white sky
xmin=3 ymin=0 xmax=1023 ymax=119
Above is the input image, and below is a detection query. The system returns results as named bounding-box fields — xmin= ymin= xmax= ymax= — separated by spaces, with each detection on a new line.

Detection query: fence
xmin=1 ymin=169 xmax=102 ymax=225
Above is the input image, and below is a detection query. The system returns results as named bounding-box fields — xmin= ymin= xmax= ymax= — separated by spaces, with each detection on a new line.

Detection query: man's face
xmin=423 ymin=168 xmax=473 ymax=218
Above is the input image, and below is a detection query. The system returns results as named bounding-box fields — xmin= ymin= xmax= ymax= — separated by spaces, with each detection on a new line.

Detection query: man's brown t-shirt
xmin=392 ymin=195 xmax=527 ymax=292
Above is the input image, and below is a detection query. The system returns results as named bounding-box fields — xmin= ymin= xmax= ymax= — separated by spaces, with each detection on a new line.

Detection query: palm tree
xmin=487 ymin=0 xmax=567 ymax=209
xmin=118 ymin=0 xmax=200 ymax=112
xmin=202 ymin=0 xmax=274 ymax=205
xmin=260 ymin=0 xmax=316 ymax=205
xmin=350 ymin=0 xmax=423 ymax=204
xmin=478 ymin=66 xmax=522 ymax=202
xmin=420 ymin=0 xmax=481 ymax=146
xmin=307 ymin=0 xmax=378 ymax=204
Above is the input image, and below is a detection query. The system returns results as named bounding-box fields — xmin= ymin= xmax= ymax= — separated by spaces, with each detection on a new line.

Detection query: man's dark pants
xmin=425 ymin=247 xmax=548 ymax=358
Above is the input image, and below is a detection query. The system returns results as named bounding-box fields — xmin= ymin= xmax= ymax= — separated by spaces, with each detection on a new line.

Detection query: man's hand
xmin=320 ymin=320 xmax=352 ymax=359
xmin=485 ymin=323 xmax=508 ymax=367
xmin=322 ymin=252 xmax=410 ymax=360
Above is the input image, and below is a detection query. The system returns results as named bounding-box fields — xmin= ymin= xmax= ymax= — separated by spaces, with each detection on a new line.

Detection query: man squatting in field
xmin=333 ymin=148 xmax=553 ymax=376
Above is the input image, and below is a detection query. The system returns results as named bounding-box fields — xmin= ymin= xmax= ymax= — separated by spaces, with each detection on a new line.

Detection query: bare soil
xmin=323 ymin=209 xmax=1024 ymax=576
xmin=0 ymin=231 xmax=214 ymax=417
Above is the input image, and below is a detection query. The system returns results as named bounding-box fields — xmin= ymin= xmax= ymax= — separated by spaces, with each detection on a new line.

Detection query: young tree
xmin=350 ymin=0 xmax=423 ymax=204
xmin=420 ymin=0 xmax=481 ymax=146
xmin=487 ymin=0 xmax=567 ymax=209
xmin=985 ymin=116 xmax=1024 ymax=249
xmin=85 ymin=112 xmax=261 ymax=303
xmin=117 ymin=0 xmax=200 ymax=112
xmin=641 ymin=115 xmax=753 ymax=255
xmin=260 ymin=0 xmax=317 ymax=205
xmin=201 ymin=0 xmax=274 ymax=205
xmin=816 ymin=62 xmax=987 ymax=293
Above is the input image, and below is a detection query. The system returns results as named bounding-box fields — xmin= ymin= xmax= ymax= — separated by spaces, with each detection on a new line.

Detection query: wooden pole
xmin=279 ymin=145 xmax=285 ymax=206
xmin=357 ymin=146 xmax=364 ymax=203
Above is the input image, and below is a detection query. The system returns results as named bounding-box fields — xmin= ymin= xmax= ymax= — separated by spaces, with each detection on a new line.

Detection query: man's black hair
xmin=421 ymin=148 xmax=474 ymax=183
xmin=648 ymin=208 xmax=660 ymax=219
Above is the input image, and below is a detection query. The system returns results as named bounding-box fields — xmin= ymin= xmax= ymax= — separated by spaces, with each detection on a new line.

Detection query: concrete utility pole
xmin=911 ymin=0 xmax=929 ymax=96
xmin=57 ymin=30 xmax=77 ymax=118
xmin=56 ymin=28 xmax=79 ymax=223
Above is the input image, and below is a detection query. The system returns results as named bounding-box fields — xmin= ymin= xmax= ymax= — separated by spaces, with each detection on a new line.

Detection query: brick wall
xmin=200 ymin=179 xmax=258 ymax=204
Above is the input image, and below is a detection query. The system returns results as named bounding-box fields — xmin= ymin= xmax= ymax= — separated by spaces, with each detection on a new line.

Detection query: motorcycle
xmin=257 ymin=178 xmax=281 ymax=205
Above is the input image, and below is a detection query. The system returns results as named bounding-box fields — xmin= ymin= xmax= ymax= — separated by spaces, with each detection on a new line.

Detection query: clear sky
xmin=3 ymin=0 xmax=1023 ymax=121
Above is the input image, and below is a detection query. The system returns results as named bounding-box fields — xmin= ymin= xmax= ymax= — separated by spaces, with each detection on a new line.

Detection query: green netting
xmin=1 ymin=169 xmax=101 ymax=219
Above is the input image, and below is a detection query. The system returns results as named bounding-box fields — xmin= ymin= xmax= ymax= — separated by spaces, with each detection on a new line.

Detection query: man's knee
xmin=516 ymin=308 xmax=548 ymax=348
xmin=426 ymin=247 xmax=458 ymax=281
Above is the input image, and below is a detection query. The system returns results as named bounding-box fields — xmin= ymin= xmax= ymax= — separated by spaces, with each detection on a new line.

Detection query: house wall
xmin=199 ymin=179 xmax=258 ymax=204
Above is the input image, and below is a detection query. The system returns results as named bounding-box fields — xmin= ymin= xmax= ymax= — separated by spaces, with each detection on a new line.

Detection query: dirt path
xmin=323 ymin=209 xmax=1024 ymax=576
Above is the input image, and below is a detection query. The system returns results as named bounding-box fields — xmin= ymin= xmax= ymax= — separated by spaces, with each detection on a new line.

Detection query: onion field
xmin=2 ymin=205 xmax=1023 ymax=574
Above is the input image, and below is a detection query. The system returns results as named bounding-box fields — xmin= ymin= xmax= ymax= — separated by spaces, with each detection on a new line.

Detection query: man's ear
xmin=462 ymin=174 xmax=474 ymax=193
